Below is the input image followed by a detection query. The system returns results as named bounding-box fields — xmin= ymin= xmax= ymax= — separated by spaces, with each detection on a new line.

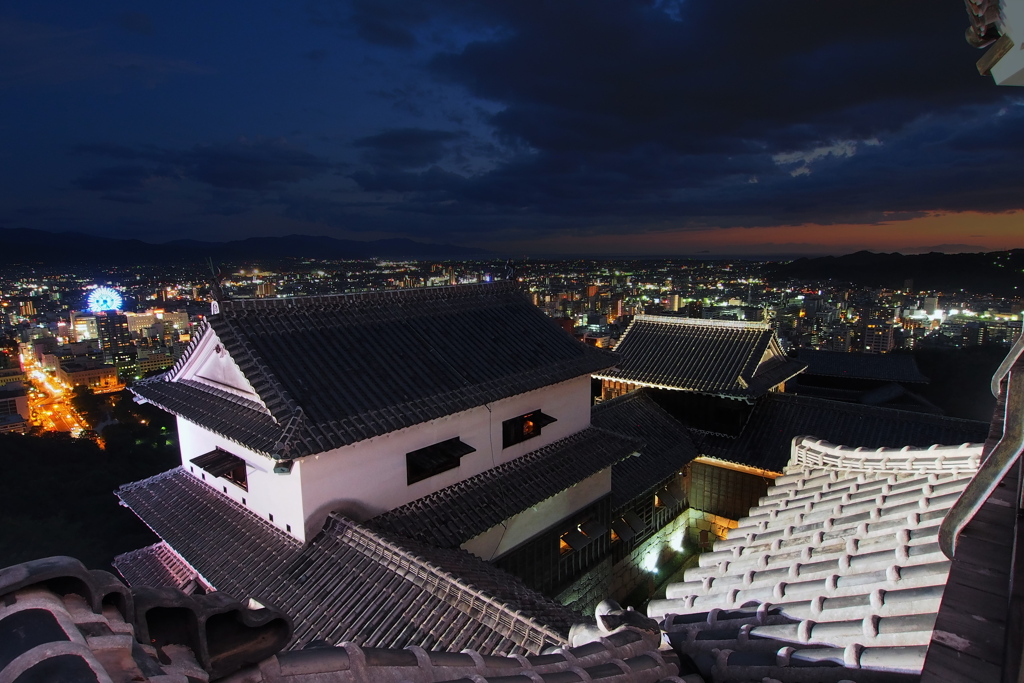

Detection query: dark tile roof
xmin=113 ymin=541 xmax=198 ymax=592
xmin=369 ymin=426 xmax=641 ymax=548
xmin=1 ymin=555 xmax=677 ymax=683
xmin=691 ymin=393 xmax=990 ymax=472
xmin=133 ymin=283 xmax=616 ymax=458
xmin=596 ymin=316 xmax=805 ymax=398
xmin=131 ymin=377 xmax=285 ymax=455
xmin=591 ymin=390 xmax=699 ymax=510
xmin=116 ymin=468 xmax=578 ymax=655
xmin=797 ymin=349 xmax=929 ymax=383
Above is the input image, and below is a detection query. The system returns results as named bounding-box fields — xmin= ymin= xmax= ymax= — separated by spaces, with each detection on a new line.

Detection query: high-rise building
xmin=96 ymin=312 xmax=136 ymax=374
xmin=70 ymin=311 xmax=99 ymax=342
xmin=862 ymin=319 xmax=895 ymax=354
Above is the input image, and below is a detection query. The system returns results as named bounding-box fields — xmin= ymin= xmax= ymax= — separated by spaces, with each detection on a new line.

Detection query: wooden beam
xmin=978 ymin=34 xmax=1014 ymax=76
xmin=693 ymin=456 xmax=782 ymax=479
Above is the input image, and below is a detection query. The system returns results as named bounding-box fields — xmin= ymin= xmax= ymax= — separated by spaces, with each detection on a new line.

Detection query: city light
xmin=87 ymin=287 xmax=123 ymax=313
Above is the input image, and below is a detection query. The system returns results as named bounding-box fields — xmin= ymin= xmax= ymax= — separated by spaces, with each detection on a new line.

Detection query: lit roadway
xmin=26 ymin=364 xmax=87 ymax=435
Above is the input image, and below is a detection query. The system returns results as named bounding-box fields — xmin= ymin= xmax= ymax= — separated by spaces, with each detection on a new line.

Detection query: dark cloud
xmin=187 ymin=142 xmax=332 ymax=189
xmin=353 ymin=128 xmax=465 ymax=170
xmin=73 ymin=139 xmax=332 ymax=193
xmin=307 ymin=0 xmax=431 ymax=48
xmin=302 ymin=0 xmax=1023 ymax=237
xmin=100 ymin=193 xmax=152 ymax=205
xmin=0 ymin=17 xmax=206 ymax=89
xmin=13 ymin=0 xmax=1022 ymax=247
xmin=73 ymin=165 xmax=167 ymax=192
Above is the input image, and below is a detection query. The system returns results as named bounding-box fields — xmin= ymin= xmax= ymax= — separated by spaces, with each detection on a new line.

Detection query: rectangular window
xmin=406 ymin=437 xmax=476 ymax=485
xmin=502 ymin=410 xmax=557 ymax=449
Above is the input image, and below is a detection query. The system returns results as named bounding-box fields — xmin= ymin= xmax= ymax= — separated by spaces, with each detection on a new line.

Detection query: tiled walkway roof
xmin=591 ymin=390 xmax=699 ymax=510
xmin=797 ymin=349 xmax=929 ymax=384
xmin=113 ymin=541 xmax=200 ymax=592
xmin=369 ymin=426 xmax=640 ymax=548
xmin=596 ymin=316 xmax=805 ymax=398
xmin=116 ymin=468 xmax=580 ymax=655
xmin=692 ymin=393 xmax=989 ymax=472
xmin=648 ymin=437 xmax=983 ymax=683
xmin=134 ymin=283 xmax=616 ymax=458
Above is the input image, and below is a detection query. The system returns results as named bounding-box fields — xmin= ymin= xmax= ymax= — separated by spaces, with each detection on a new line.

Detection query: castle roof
xmin=595 ymin=315 xmax=805 ymax=399
xmin=370 ymin=426 xmax=640 ymax=548
xmin=133 ymin=283 xmax=616 ymax=459
xmin=797 ymin=349 xmax=929 ymax=384
xmin=691 ymin=393 xmax=989 ymax=472
xmin=648 ymin=436 xmax=984 ymax=682
xmin=591 ymin=389 xmax=700 ymax=510
xmin=115 ymin=467 xmax=580 ymax=655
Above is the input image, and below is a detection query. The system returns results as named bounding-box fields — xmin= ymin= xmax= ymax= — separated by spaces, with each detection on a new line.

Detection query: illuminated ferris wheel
xmin=86 ymin=287 xmax=123 ymax=313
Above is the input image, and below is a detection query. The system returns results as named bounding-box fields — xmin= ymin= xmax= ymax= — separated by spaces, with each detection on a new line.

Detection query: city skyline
xmin=3 ymin=2 xmax=1024 ymax=256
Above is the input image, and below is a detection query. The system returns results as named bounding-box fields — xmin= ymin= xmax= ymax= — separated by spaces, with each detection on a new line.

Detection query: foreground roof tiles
xmin=369 ymin=426 xmax=641 ymax=547
xmin=0 ymin=556 xmax=680 ymax=683
xmin=648 ymin=437 xmax=983 ymax=683
xmin=591 ymin=389 xmax=699 ymax=510
xmin=797 ymin=349 xmax=929 ymax=384
xmin=115 ymin=467 xmax=580 ymax=655
xmin=691 ymin=393 xmax=989 ymax=472
xmin=596 ymin=315 xmax=806 ymax=398
xmin=133 ymin=283 xmax=616 ymax=458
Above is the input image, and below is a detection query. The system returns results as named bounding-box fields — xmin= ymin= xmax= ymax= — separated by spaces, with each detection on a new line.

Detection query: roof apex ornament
xmin=207 ymin=257 xmax=227 ymax=315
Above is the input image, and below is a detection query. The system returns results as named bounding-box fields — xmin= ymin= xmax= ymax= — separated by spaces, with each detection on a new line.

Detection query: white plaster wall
xmin=297 ymin=374 xmax=593 ymax=539
xmin=462 ymin=468 xmax=611 ymax=561
xmin=176 ymin=418 xmax=307 ymax=540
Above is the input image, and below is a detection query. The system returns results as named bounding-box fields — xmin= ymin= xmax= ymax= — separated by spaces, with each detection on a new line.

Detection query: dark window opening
xmin=502 ymin=410 xmax=557 ymax=449
xmin=406 ymin=437 xmax=476 ymax=485
xmin=223 ymin=464 xmax=248 ymax=491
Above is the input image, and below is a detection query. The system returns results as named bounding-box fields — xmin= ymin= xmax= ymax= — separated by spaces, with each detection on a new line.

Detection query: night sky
xmin=3 ymin=1 xmax=1023 ymax=256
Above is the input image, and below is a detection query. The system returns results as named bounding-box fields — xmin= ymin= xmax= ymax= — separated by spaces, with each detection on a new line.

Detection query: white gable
xmin=175 ymin=327 xmax=262 ymax=403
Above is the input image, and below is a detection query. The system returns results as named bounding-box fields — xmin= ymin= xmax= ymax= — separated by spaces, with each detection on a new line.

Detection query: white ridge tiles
xmin=649 ymin=436 xmax=983 ymax=683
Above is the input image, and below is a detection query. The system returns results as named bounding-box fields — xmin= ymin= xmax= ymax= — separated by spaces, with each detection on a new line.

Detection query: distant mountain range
xmin=0 ymin=228 xmax=489 ymax=266
xmin=769 ymin=249 xmax=1024 ymax=297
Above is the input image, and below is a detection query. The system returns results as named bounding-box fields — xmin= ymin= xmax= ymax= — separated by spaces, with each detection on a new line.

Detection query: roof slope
xmin=648 ymin=437 xmax=983 ymax=683
xmin=134 ymin=283 xmax=616 ymax=458
xmin=797 ymin=349 xmax=929 ymax=384
xmin=114 ymin=541 xmax=200 ymax=592
xmin=596 ymin=315 xmax=805 ymax=398
xmin=591 ymin=390 xmax=699 ymax=510
xmin=692 ymin=393 xmax=989 ymax=472
xmin=369 ymin=426 xmax=640 ymax=548
xmin=115 ymin=467 xmax=580 ymax=655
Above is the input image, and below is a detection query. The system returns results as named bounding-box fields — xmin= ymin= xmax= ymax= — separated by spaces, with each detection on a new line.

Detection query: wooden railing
xmin=938 ymin=333 xmax=1024 ymax=560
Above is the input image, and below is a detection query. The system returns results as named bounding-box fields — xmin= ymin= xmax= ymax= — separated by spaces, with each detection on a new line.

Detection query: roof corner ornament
xmin=207 ymin=257 xmax=227 ymax=315
xmin=505 ymin=258 xmax=516 ymax=285
xmin=272 ymin=408 xmax=306 ymax=462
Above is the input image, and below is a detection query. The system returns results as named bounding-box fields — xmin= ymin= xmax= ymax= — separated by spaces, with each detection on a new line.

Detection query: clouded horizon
xmin=2 ymin=1 xmax=1023 ymax=257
